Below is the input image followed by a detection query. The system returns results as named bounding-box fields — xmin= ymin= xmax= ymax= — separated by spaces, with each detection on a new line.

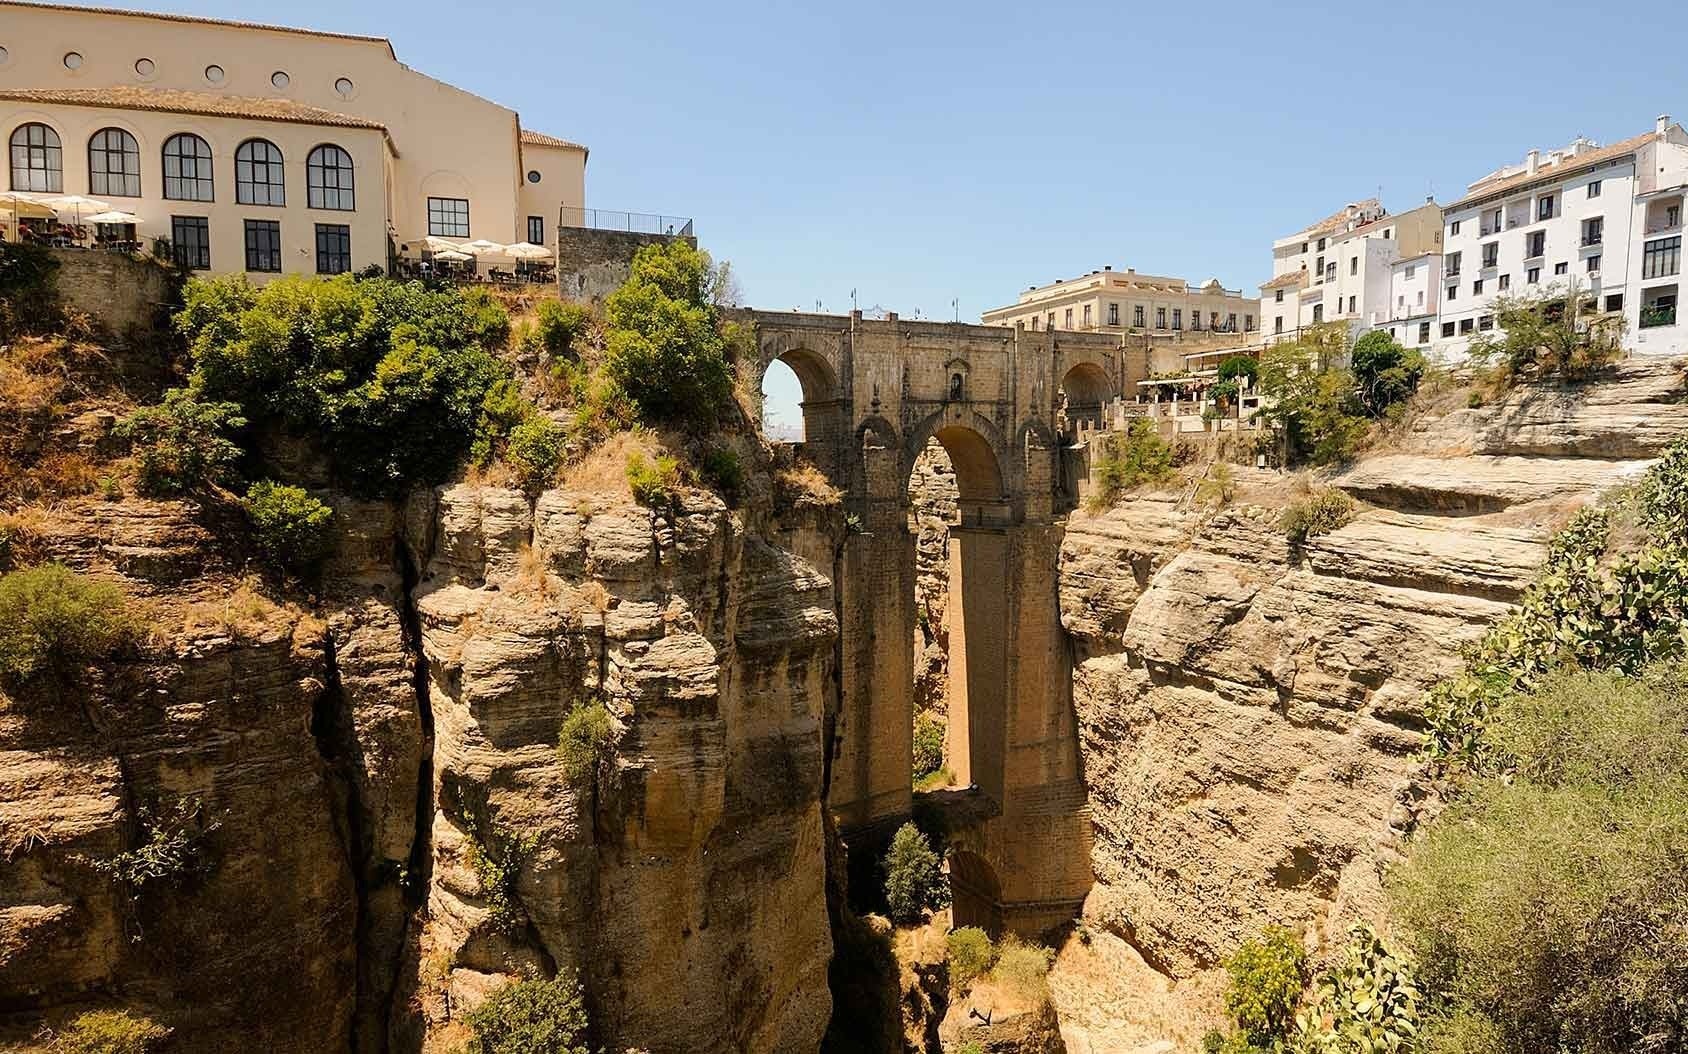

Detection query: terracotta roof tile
xmin=0 ymin=86 xmax=387 ymax=131
xmin=1291 ymin=198 xmax=1382 ymax=239
xmin=520 ymin=128 xmax=586 ymax=151
xmin=1452 ymin=132 xmax=1659 ymax=207
xmin=1260 ymin=271 xmax=1308 ymax=291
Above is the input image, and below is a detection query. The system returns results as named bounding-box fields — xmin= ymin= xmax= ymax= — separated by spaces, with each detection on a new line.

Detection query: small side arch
xmin=1057 ymin=360 xmax=1114 ymax=433
xmin=949 ymin=849 xmax=1004 ymax=936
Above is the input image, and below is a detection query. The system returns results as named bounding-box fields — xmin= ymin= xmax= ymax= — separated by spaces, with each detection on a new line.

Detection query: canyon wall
xmin=1057 ymin=358 xmax=1688 ymax=987
xmin=0 ymin=474 xmax=840 ymax=1054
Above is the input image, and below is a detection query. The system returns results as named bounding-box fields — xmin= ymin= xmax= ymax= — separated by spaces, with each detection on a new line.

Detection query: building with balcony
xmin=0 ymin=1 xmax=587 ymax=278
xmin=1258 ymin=198 xmax=1443 ymax=348
xmin=1438 ymin=116 xmax=1688 ymax=358
xmin=982 ymin=265 xmax=1257 ymax=339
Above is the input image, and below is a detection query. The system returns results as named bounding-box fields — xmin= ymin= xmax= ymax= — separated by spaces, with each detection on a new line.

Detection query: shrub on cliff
xmin=912 ymin=711 xmax=945 ymax=782
xmin=946 ymin=926 xmax=995 ymax=992
xmin=117 ymin=389 xmax=247 ymax=496
xmin=169 ymin=273 xmax=518 ymax=496
xmin=1467 ymin=285 xmax=1622 ymax=385
xmin=1087 ymin=419 xmax=1176 ymax=510
xmin=1393 ymin=663 xmax=1688 ymax=1054
xmin=602 ymin=241 xmax=733 ymax=430
xmin=90 ymin=796 xmax=220 ymax=890
xmin=460 ymin=974 xmax=589 ymax=1054
xmin=625 ymin=450 xmax=679 ymax=509
xmin=1224 ymin=925 xmax=1307 ymax=1043
xmin=505 ymin=415 xmax=567 ymax=490
xmin=1257 ymin=328 xmax=1370 ymax=466
xmin=0 ymin=563 xmax=135 ymax=694
xmin=242 ymin=480 xmax=334 ymax=572
xmin=41 ymin=1008 xmax=170 ymax=1054
xmin=882 ymin=822 xmax=948 ymax=924
xmin=698 ymin=444 xmax=744 ymax=504
xmin=531 ymin=300 xmax=594 ymax=359
xmin=1291 ymin=923 xmax=1421 ymax=1054
xmin=990 ymin=935 xmax=1055 ymax=1003
xmin=556 ymin=700 xmax=615 ymax=784
xmin=1279 ymin=489 xmax=1355 ymax=547
xmin=1351 ymin=330 xmax=1424 ymax=418
xmin=0 ymin=241 xmax=62 ymax=338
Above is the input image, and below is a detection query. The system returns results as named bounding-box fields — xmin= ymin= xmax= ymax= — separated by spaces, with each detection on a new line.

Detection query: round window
xmin=271 ymin=70 xmax=290 ymax=89
xmin=526 ymin=170 xmax=542 ymax=184
xmin=204 ymin=64 xmax=225 ymax=84
xmin=63 ymin=51 xmax=84 ymax=70
xmin=334 ymin=77 xmax=354 ymax=97
xmin=134 ymin=57 xmax=155 ymax=76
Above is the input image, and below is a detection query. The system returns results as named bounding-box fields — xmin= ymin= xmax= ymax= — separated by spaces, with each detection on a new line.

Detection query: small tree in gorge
xmin=603 ymin=241 xmax=734 ymax=430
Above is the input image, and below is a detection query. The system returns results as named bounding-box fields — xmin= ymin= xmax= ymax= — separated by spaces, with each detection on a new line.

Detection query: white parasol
xmin=460 ymin=239 xmax=508 ymax=256
xmin=502 ymin=241 xmax=553 ymax=260
xmin=36 ymin=194 xmax=111 ymax=227
xmin=86 ymin=210 xmax=142 ymax=224
xmin=432 ymin=248 xmax=473 ymax=262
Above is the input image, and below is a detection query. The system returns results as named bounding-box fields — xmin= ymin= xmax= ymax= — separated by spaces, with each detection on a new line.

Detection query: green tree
xmin=602 ymin=241 xmax=733 ymax=429
xmin=1466 ymin=283 xmax=1623 ymax=384
xmin=1256 ymin=328 xmax=1368 ymax=466
xmin=882 ymin=822 xmax=947 ymax=924
xmin=1224 ymin=925 xmax=1307 ymax=1042
xmin=945 ymin=926 xmax=996 ymax=991
xmin=242 ymin=481 xmax=334 ymax=572
xmin=912 ymin=711 xmax=945 ymax=781
xmin=117 ymin=390 xmax=247 ymax=496
xmin=505 ymin=415 xmax=567 ymax=490
xmin=1350 ymin=330 xmax=1424 ymax=417
xmin=460 ymin=974 xmax=590 ymax=1054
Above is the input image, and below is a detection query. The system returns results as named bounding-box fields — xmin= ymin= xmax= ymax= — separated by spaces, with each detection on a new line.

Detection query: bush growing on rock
xmin=242 ymin=480 xmax=334 ymax=572
xmin=556 ymin=700 xmax=615 ymax=784
xmin=1351 ymin=330 xmax=1424 ymax=418
xmin=461 ymin=816 xmax=537 ymax=935
xmin=990 ymin=935 xmax=1055 ymax=1003
xmin=0 ymin=241 xmax=62 ymax=338
xmin=1088 ymin=419 xmax=1176 ymax=510
xmin=945 ymin=926 xmax=995 ymax=991
xmin=532 ymin=300 xmax=594 ymax=359
xmin=1467 ymin=286 xmax=1622 ymax=385
xmin=1257 ymin=327 xmax=1371 ymax=466
xmin=1223 ymin=925 xmax=1307 ymax=1043
xmin=698 ymin=444 xmax=744 ymax=504
xmin=460 ymin=973 xmax=590 ymax=1054
xmin=505 ymin=415 xmax=567 ymax=490
xmin=1279 ymin=489 xmax=1355 ymax=546
xmin=625 ymin=450 xmax=679 ymax=509
xmin=912 ymin=711 xmax=945 ymax=782
xmin=41 ymin=1008 xmax=170 ymax=1054
xmin=168 ymin=273 xmax=520 ymax=496
xmin=90 ymin=796 xmax=220 ymax=891
xmin=0 ymin=563 xmax=135 ymax=694
xmin=882 ymin=821 xmax=947 ymax=924
xmin=1291 ymin=923 xmax=1421 ymax=1054
xmin=603 ymin=241 xmax=734 ymax=430
xmin=1394 ymin=663 xmax=1688 ymax=1054
xmin=117 ymin=389 xmax=247 ymax=496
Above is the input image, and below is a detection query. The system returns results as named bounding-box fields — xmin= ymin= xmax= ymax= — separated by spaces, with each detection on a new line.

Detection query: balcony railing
xmin=1641 ymin=305 xmax=1678 ymax=329
xmin=558 ymin=207 xmax=695 ymax=237
xmin=1581 ymin=235 xmax=1603 ymax=247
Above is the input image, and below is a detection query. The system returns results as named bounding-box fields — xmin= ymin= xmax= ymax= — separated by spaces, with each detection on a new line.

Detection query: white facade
xmin=1379 ymin=253 xmax=1442 ymax=350
xmin=1437 ymin=117 xmax=1688 ymax=359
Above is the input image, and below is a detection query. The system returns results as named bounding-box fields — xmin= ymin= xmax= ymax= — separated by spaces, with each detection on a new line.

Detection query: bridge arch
xmin=1058 ymin=359 xmax=1114 ymax=433
xmin=949 ymin=849 xmax=1004 ymax=935
xmin=901 ymin=407 xmax=1009 ymax=503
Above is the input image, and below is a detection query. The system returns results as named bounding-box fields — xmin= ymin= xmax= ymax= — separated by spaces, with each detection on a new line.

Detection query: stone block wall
xmin=555 ymin=227 xmax=697 ymax=302
xmin=48 ymin=248 xmax=174 ymax=336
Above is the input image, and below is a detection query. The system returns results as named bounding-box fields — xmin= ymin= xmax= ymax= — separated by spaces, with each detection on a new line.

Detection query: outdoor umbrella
xmin=432 ymin=249 xmax=473 ymax=262
xmin=86 ymin=210 xmax=142 ymax=224
xmin=460 ymin=239 xmax=508 ymax=256
xmin=38 ymin=194 xmax=111 ymax=226
xmin=503 ymin=241 xmax=552 ymax=260
xmin=0 ymin=192 xmax=55 ymax=242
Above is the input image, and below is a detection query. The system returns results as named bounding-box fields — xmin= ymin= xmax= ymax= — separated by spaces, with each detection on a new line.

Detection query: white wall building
xmin=1258 ymin=199 xmax=1442 ymax=347
xmin=1437 ymin=116 xmax=1688 ymax=359
xmin=1379 ymin=252 xmax=1442 ymax=352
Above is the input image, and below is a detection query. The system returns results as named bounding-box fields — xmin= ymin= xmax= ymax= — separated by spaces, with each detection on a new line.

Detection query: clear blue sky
xmin=88 ymin=0 xmax=1688 ymax=429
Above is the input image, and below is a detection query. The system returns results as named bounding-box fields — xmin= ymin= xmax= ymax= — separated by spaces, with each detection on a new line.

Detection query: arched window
xmin=235 ymin=138 xmax=284 ymax=206
xmin=88 ymin=128 xmax=140 ymax=197
xmin=9 ymin=123 xmax=62 ymax=192
xmin=306 ymin=144 xmax=354 ymax=211
xmin=162 ymin=133 xmax=213 ymax=201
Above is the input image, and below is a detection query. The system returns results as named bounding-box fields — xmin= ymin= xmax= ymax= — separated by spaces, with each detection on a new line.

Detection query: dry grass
xmin=509 ymin=543 xmax=563 ymax=602
xmin=180 ymin=577 xmax=291 ymax=640
xmin=577 ymin=580 xmax=612 ymax=613
xmin=775 ymin=461 xmax=841 ymax=505
xmin=562 ymin=431 xmax=664 ymax=496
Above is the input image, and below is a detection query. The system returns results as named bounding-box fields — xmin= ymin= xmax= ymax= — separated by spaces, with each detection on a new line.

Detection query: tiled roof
xmin=0 ymin=87 xmax=387 ymax=131
xmin=1451 ymin=132 xmax=1659 ymax=207
xmin=1291 ymin=198 xmax=1381 ymax=239
xmin=520 ymin=129 xmax=587 ymax=151
xmin=1260 ymin=270 xmax=1308 ymax=291
xmin=2 ymin=1 xmax=394 ymax=53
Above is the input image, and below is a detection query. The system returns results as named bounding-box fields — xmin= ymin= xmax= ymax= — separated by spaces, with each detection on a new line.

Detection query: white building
xmin=1379 ymin=252 xmax=1442 ymax=352
xmin=1258 ymin=198 xmax=1442 ymax=347
xmin=1438 ymin=116 xmax=1688 ymax=359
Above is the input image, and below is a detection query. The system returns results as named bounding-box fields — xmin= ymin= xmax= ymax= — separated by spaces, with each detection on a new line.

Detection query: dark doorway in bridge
xmin=907 ymin=419 xmax=1008 ymax=808
xmin=948 ymin=849 xmax=1004 ymax=936
xmin=1057 ymin=361 xmax=1114 ymax=437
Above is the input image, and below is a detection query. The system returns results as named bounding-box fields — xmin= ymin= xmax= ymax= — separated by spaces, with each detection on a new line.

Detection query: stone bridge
xmin=739 ymin=308 xmax=1137 ymax=935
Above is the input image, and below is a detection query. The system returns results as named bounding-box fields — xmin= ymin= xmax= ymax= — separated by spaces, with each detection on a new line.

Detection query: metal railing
xmin=558 ymin=207 xmax=694 ymax=237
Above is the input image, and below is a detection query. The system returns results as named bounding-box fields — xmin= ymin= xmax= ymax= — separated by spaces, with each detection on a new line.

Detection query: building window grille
xmin=244 ymin=218 xmax=282 ymax=273
xmin=306 ymin=144 xmax=354 ymax=210
xmin=88 ymin=128 xmax=140 ymax=196
xmin=162 ymin=134 xmax=214 ymax=201
xmin=235 ymin=139 xmax=286 ymax=206
xmin=428 ymin=197 xmax=470 ymax=238
xmin=170 ymin=215 xmax=210 ymax=270
xmin=9 ymin=122 xmax=62 ymax=192
xmin=315 ymin=223 xmax=352 ymax=274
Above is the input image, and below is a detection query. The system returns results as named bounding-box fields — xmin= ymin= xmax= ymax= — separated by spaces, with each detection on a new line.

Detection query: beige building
xmin=982 ymin=266 xmax=1257 ymax=338
xmin=0 ymin=1 xmax=586 ymax=276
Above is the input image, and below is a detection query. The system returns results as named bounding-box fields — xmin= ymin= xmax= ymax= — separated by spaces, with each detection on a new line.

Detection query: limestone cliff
xmin=0 ymin=473 xmax=841 ymax=1053
xmin=1053 ymin=359 xmax=1688 ymax=1047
